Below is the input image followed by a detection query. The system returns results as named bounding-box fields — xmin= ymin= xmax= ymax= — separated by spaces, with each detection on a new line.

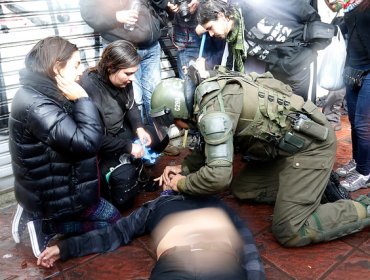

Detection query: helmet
xmin=150 ymin=78 xmax=190 ymax=141
xmin=151 ymin=78 xmax=189 ymax=119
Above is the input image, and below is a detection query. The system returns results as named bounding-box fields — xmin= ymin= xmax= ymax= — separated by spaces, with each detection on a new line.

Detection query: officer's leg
xmin=231 ymin=160 xmax=279 ymax=204
xmin=272 ymin=127 xmax=370 ymax=246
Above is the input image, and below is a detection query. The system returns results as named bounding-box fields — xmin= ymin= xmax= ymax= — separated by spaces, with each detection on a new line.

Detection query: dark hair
xmin=359 ymin=0 xmax=370 ymax=11
xmin=197 ymin=0 xmax=236 ymax=25
xmin=25 ymin=36 xmax=78 ymax=81
xmin=96 ymin=40 xmax=141 ymax=82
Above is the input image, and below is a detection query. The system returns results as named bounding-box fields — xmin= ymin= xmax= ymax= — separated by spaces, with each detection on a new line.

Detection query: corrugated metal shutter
xmin=0 ymin=0 xmax=177 ymax=193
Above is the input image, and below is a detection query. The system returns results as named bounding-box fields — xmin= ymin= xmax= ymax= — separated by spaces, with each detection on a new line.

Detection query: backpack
xmin=194 ymin=68 xmax=324 ymax=160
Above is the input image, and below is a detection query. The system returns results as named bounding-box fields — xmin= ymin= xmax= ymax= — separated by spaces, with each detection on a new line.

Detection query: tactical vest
xmin=194 ymin=69 xmax=325 ymax=160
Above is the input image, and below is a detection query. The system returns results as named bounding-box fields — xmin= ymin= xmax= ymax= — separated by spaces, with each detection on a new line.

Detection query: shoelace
xmin=340 ymin=160 xmax=356 ymax=172
xmin=345 ymin=172 xmax=367 ymax=185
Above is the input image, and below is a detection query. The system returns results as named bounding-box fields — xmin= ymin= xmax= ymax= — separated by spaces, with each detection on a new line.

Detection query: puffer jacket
xmin=8 ymin=69 xmax=103 ymax=219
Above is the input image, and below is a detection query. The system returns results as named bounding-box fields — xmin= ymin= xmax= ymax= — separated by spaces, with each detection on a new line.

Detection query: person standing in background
xmin=196 ymin=0 xmax=334 ymax=100
xmin=79 ymin=0 xmax=169 ymax=125
xmin=333 ymin=0 xmax=370 ymax=191
xmin=168 ymin=0 xmax=225 ymax=79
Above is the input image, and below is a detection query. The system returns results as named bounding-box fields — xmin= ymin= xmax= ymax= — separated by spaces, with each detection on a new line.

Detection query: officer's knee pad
xmin=272 ymin=219 xmax=320 ymax=248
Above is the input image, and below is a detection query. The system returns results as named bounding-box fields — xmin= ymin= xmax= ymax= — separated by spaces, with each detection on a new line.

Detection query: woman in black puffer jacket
xmin=9 ymin=36 xmax=121 ymax=258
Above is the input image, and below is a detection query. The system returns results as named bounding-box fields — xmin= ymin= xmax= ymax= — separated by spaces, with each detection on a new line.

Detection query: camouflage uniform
xmin=177 ymin=70 xmax=370 ymax=246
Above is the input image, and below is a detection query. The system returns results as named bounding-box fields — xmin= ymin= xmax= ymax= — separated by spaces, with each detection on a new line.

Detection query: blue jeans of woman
xmin=346 ymin=70 xmax=370 ymax=175
xmin=133 ymin=42 xmax=162 ymax=124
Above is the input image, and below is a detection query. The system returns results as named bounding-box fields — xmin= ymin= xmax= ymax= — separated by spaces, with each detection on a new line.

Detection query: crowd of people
xmin=8 ymin=0 xmax=370 ymax=279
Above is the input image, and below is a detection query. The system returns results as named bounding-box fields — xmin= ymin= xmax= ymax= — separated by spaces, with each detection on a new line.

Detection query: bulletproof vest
xmin=194 ymin=69 xmax=308 ymax=160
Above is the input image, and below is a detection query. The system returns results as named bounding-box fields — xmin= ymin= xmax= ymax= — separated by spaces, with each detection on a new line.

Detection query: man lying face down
xmin=37 ymin=193 xmax=266 ymax=280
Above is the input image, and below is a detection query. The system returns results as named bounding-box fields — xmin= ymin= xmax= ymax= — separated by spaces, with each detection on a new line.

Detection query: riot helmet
xmin=151 ymin=78 xmax=193 ymax=141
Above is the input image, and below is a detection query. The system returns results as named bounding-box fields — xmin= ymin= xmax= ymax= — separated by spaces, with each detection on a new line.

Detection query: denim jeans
xmin=346 ymin=70 xmax=370 ymax=175
xmin=133 ymin=42 xmax=162 ymax=124
xmin=174 ymin=26 xmax=225 ymax=79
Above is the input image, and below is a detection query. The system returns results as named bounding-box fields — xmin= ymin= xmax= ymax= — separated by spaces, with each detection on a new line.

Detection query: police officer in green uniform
xmin=150 ymin=65 xmax=370 ymax=247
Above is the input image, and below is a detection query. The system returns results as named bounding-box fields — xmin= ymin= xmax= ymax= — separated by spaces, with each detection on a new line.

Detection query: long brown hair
xmin=95 ymin=40 xmax=141 ymax=83
xmin=25 ymin=36 xmax=78 ymax=81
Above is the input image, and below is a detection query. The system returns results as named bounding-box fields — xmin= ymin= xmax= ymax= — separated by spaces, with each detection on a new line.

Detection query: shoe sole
xmin=11 ymin=205 xmax=23 ymax=243
xmin=27 ymin=222 xmax=41 ymax=258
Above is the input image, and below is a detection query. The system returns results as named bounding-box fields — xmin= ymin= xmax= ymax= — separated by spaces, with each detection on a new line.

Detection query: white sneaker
xmin=27 ymin=220 xmax=54 ymax=258
xmin=11 ymin=204 xmax=29 ymax=243
xmin=335 ymin=159 xmax=356 ymax=177
xmin=340 ymin=170 xmax=370 ymax=192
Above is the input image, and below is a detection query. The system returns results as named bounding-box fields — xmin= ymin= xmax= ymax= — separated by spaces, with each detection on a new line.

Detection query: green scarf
xmin=226 ymin=9 xmax=246 ymax=73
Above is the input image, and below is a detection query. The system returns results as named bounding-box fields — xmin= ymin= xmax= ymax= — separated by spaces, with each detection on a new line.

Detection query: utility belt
xmin=278 ymin=113 xmax=329 ymax=155
xmin=343 ymin=66 xmax=370 ymax=90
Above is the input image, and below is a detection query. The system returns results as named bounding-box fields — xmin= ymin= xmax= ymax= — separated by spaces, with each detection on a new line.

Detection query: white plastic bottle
xmin=124 ymin=0 xmax=140 ymax=31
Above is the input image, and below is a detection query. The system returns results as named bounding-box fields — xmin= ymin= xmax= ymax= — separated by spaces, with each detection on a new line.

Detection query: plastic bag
xmin=317 ymin=28 xmax=347 ymax=91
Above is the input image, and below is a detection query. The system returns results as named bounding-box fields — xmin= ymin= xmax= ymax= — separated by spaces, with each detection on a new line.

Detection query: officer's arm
xmin=177 ymin=112 xmax=234 ymax=195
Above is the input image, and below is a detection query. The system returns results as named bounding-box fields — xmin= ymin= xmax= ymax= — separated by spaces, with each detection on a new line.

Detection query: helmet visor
xmin=151 ymin=108 xmax=175 ymax=142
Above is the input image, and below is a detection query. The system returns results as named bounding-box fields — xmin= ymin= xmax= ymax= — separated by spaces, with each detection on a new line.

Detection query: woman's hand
xmin=154 ymin=165 xmax=182 ymax=187
xmin=56 ymin=75 xmax=88 ymax=101
xmin=37 ymin=245 xmax=60 ymax=268
xmin=131 ymin=143 xmax=145 ymax=159
xmin=136 ymin=127 xmax=152 ymax=146
xmin=116 ymin=10 xmax=139 ymax=25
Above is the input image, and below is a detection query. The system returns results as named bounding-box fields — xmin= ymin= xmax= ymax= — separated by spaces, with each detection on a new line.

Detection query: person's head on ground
xmin=196 ymin=0 xmax=236 ymax=39
xmin=96 ymin=40 xmax=140 ymax=88
xmin=25 ymin=36 xmax=81 ymax=83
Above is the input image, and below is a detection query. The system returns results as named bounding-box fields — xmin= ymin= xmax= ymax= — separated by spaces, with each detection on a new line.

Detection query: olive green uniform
xmin=177 ymin=71 xmax=370 ymax=246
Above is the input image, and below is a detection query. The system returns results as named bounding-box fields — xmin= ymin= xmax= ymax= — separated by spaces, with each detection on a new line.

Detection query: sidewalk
xmin=0 ymin=116 xmax=369 ymax=279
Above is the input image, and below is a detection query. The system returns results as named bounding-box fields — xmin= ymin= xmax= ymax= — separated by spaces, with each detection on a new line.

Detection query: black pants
xmin=150 ymin=250 xmax=245 ymax=280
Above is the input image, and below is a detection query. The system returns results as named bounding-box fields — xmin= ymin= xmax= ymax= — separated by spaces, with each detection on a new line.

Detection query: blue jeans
xmin=133 ymin=42 xmax=162 ymax=124
xmin=174 ymin=27 xmax=225 ymax=79
xmin=346 ymin=70 xmax=370 ymax=175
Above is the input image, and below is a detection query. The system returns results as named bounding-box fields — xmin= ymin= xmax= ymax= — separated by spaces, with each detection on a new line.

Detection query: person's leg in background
xmin=134 ymin=42 xmax=162 ymax=125
xmin=340 ymin=73 xmax=370 ymax=190
xmin=203 ymin=34 xmax=225 ymax=70
xmin=174 ymin=25 xmax=201 ymax=79
xmin=322 ymin=87 xmax=346 ymax=131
